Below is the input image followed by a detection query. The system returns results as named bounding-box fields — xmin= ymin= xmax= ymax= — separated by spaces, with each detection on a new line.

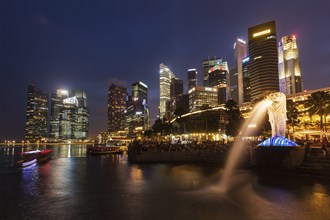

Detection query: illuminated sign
xmin=242 ymin=57 xmax=250 ymax=63
xmin=63 ymin=96 xmax=78 ymax=106
xmin=237 ymin=38 xmax=246 ymax=44
xmin=253 ymin=29 xmax=271 ymax=37
xmin=205 ymin=87 xmax=216 ymax=92
xmin=208 ymin=65 xmax=227 ymax=73
xmin=188 ymin=68 xmax=196 ymax=72
xmin=139 ymin=81 xmax=148 ymax=88
xmin=188 ymin=87 xmax=195 ymax=94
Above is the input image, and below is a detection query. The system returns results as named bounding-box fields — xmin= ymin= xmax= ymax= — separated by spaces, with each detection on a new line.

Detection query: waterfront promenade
xmin=128 ymin=141 xmax=330 ymax=179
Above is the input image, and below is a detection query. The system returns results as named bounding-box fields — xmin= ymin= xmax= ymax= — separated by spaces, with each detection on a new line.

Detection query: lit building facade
xmin=187 ymin=69 xmax=197 ymax=91
xmin=159 ymin=63 xmax=176 ymax=119
xmin=208 ymin=59 xmax=229 ymax=105
xmin=202 ymin=57 xmax=222 ymax=87
xmin=73 ymin=90 xmax=89 ymax=139
xmin=286 ymin=87 xmax=330 ymax=137
xmin=248 ymin=20 xmax=279 ymax=101
xmin=50 ymin=89 xmax=89 ymax=141
xmin=108 ymin=83 xmax=127 ymax=133
xmin=25 ymin=85 xmax=49 ymax=142
xmin=234 ymin=38 xmax=247 ymax=105
xmin=278 ymin=35 xmax=303 ymax=95
xmin=170 ymin=78 xmax=184 ymax=118
xmin=242 ymin=56 xmax=251 ymax=103
xmin=229 ymin=67 xmax=238 ymax=103
xmin=126 ymin=81 xmax=150 ymax=136
xmin=188 ymin=86 xmax=218 ymax=112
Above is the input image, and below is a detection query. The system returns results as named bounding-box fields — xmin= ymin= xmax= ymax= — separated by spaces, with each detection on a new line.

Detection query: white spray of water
xmin=219 ymin=100 xmax=272 ymax=192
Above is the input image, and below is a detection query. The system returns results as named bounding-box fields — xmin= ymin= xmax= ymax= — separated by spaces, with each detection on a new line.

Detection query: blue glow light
xmin=258 ymin=135 xmax=298 ymax=147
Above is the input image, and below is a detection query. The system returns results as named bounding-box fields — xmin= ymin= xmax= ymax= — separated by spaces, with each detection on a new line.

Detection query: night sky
xmin=1 ymin=0 xmax=329 ymax=140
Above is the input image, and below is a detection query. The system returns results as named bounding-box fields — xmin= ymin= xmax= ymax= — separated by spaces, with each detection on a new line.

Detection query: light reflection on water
xmin=0 ymin=145 xmax=329 ymax=219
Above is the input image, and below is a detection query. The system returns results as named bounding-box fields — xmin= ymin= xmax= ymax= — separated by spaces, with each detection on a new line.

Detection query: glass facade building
xmin=188 ymin=86 xmax=218 ymax=112
xmin=187 ymin=69 xmax=197 ymax=91
xmin=234 ymin=38 xmax=247 ymax=105
xmin=50 ymin=89 xmax=89 ymax=141
xmin=159 ymin=64 xmax=175 ymax=119
xmin=202 ymin=57 xmax=222 ymax=87
xmin=208 ymin=60 xmax=229 ymax=105
xmin=248 ymin=20 xmax=279 ymax=101
xmin=108 ymin=83 xmax=127 ymax=133
xmin=278 ymin=35 xmax=303 ymax=95
xmin=24 ymin=85 xmax=49 ymax=142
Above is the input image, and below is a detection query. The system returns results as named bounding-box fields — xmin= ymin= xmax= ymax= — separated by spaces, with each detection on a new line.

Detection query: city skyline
xmin=1 ymin=0 xmax=329 ymax=139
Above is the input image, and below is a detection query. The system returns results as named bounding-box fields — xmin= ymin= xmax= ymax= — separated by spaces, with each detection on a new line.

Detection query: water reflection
xmin=0 ymin=145 xmax=330 ymax=220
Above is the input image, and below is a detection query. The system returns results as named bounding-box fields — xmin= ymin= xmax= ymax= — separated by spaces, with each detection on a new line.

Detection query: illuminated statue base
xmin=258 ymin=135 xmax=298 ymax=147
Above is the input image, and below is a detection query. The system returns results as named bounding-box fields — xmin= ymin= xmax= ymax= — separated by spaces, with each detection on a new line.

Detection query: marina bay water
xmin=1 ymin=145 xmax=329 ymax=220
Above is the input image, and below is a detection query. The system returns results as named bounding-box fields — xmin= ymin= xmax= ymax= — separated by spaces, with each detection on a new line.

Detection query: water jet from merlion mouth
xmin=219 ymin=92 xmax=299 ymax=192
xmin=218 ymin=99 xmax=272 ymax=192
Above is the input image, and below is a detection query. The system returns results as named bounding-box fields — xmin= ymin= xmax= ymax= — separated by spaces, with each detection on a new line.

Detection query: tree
xmin=304 ymin=91 xmax=330 ymax=131
xmin=225 ymin=99 xmax=243 ymax=137
xmin=286 ymin=99 xmax=301 ymax=134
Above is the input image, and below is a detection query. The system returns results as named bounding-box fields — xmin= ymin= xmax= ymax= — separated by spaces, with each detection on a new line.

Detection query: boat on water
xmin=17 ymin=149 xmax=52 ymax=167
xmin=87 ymin=140 xmax=127 ymax=155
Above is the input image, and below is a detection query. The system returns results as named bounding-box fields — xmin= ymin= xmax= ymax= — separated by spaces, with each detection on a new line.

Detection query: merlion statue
xmin=266 ymin=92 xmax=287 ymax=138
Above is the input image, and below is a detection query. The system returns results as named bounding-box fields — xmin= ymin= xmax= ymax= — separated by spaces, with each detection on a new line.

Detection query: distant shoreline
xmin=0 ymin=142 xmax=94 ymax=146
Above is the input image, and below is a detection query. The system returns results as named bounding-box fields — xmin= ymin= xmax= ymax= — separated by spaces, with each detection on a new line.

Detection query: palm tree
xmin=304 ymin=91 xmax=330 ymax=131
xmin=286 ymin=99 xmax=301 ymax=136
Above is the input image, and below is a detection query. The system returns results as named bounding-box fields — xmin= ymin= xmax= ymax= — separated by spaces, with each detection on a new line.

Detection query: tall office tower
xmin=229 ymin=67 xmax=238 ymax=103
xmin=50 ymin=89 xmax=89 ymax=140
xmin=248 ymin=20 xmax=279 ymax=100
xmin=159 ymin=63 xmax=175 ymax=119
xmin=50 ymin=89 xmax=69 ymax=139
xmin=234 ymin=38 xmax=247 ymax=105
xmin=208 ymin=59 xmax=229 ymax=105
xmin=126 ymin=81 xmax=150 ymax=136
xmin=202 ymin=56 xmax=222 ymax=87
xmin=132 ymin=81 xmax=148 ymax=104
xmin=60 ymin=96 xmax=78 ymax=140
xmin=170 ymin=78 xmax=184 ymax=118
xmin=242 ymin=56 xmax=251 ymax=102
xmin=108 ymin=83 xmax=127 ymax=133
xmin=188 ymin=86 xmax=218 ymax=112
xmin=187 ymin=69 xmax=197 ymax=90
xmin=278 ymin=35 xmax=303 ymax=95
xmin=24 ymin=85 xmax=48 ymax=142
xmin=72 ymin=90 xmax=89 ymax=139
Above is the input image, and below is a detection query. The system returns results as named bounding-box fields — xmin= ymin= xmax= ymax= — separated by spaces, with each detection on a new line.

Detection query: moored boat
xmin=87 ymin=140 xmax=127 ymax=155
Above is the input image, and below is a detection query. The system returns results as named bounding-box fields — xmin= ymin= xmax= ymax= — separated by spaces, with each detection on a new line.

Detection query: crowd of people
xmin=129 ymin=140 xmax=254 ymax=154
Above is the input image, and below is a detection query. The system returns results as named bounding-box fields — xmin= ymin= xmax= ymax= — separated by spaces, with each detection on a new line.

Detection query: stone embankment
xmin=128 ymin=141 xmax=251 ymax=168
xmin=128 ymin=142 xmax=329 ymax=179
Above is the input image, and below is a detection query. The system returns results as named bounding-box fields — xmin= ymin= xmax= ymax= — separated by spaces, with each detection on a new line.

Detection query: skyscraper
xmin=50 ymin=89 xmax=89 ymax=140
xmin=25 ymin=85 xmax=48 ymax=142
xmin=208 ymin=59 xmax=229 ymax=105
xmin=159 ymin=64 xmax=175 ymax=119
xmin=108 ymin=83 xmax=127 ymax=133
xmin=234 ymin=38 xmax=247 ymax=105
xmin=248 ymin=20 xmax=279 ymax=100
xmin=126 ymin=81 xmax=150 ymax=136
xmin=187 ymin=69 xmax=197 ymax=91
xmin=242 ymin=56 xmax=251 ymax=103
xmin=278 ymin=35 xmax=303 ymax=95
xmin=170 ymin=78 xmax=184 ymax=118
xmin=50 ymin=89 xmax=69 ymax=139
xmin=202 ymin=57 xmax=222 ymax=87
xmin=73 ymin=90 xmax=89 ymax=139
